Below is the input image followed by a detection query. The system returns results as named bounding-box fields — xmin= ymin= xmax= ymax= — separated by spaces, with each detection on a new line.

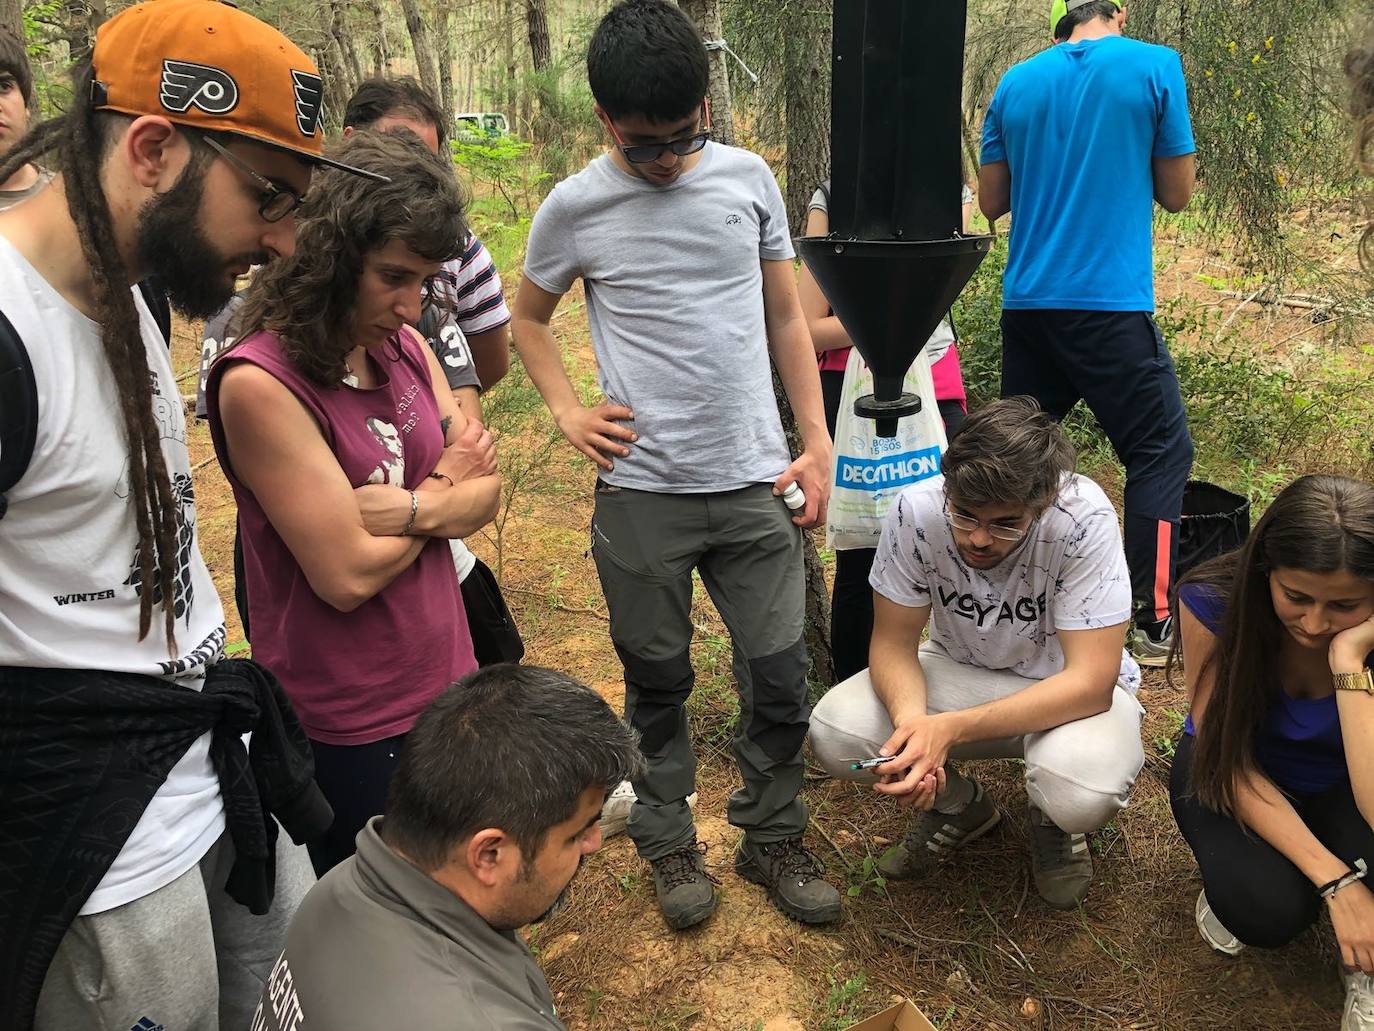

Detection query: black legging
xmin=307 ymin=732 xmax=408 ymax=876
xmin=821 ymin=368 xmax=966 ymax=683
xmin=1170 ymin=732 xmax=1374 ymax=948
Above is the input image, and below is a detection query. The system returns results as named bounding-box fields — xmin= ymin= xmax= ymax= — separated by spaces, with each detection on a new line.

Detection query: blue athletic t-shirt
xmin=1178 ymin=583 xmax=1348 ymax=795
xmin=980 ymin=35 xmax=1195 ymax=312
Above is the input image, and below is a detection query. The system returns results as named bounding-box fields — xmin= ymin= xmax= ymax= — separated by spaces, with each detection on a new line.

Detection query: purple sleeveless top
xmin=207 ymin=328 xmax=476 ymax=745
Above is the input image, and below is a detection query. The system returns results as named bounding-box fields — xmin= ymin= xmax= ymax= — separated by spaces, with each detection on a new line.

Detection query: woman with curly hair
xmin=1169 ymin=475 xmax=1374 ymax=1028
xmin=207 ymin=130 xmax=501 ymax=874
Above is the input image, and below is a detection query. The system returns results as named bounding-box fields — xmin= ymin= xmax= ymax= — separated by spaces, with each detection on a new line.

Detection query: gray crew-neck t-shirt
xmin=523 ymin=142 xmax=794 ymax=493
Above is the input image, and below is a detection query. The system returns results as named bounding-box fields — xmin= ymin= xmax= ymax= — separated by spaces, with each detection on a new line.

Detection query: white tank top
xmin=0 ymin=236 xmax=226 ymax=913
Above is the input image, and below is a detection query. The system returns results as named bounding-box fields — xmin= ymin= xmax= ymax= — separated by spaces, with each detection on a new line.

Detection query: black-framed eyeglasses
xmin=197 ymin=133 xmax=305 ymax=223
xmin=604 ymin=100 xmax=712 ymax=165
xmin=945 ymin=505 xmax=1031 ymax=543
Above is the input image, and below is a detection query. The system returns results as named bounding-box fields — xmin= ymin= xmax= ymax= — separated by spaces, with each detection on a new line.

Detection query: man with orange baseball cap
xmin=0 ymin=3 xmax=377 ymax=1030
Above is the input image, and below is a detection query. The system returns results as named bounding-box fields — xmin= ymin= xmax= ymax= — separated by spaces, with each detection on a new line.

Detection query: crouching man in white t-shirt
xmin=809 ymin=397 xmax=1145 ymax=909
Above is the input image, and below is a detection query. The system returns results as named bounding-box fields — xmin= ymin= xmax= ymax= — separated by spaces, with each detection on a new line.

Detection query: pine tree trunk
xmin=399 ymin=0 xmax=441 ymax=104
xmin=369 ymin=0 xmax=387 ymax=77
xmin=777 ymin=1 xmax=836 ymax=688
xmin=332 ymin=0 xmax=364 ymax=90
xmin=502 ymin=0 xmax=517 ymax=132
xmin=525 ymin=0 xmax=554 ymax=143
xmin=0 ymin=0 xmax=21 ymax=49
xmin=771 ymin=368 xmax=834 ymax=691
xmin=678 ymin=0 xmax=735 ymax=146
xmin=436 ymin=4 xmax=454 ymax=132
xmin=781 ymin=1 xmax=831 ymax=233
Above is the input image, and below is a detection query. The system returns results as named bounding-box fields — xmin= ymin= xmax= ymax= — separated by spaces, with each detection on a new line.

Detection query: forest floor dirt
xmin=171 ymin=213 xmax=1373 ymax=1029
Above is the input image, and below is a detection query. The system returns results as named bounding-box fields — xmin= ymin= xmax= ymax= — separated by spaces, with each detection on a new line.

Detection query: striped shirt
xmin=434 ymin=235 xmax=511 ymax=337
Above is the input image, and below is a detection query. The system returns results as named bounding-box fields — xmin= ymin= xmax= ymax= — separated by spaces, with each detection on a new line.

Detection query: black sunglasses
xmin=605 ymin=102 xmax=712 ymax=165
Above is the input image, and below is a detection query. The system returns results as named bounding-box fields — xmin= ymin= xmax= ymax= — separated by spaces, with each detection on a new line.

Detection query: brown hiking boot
xmin=735 ymin=837 xmax=842 ymax=925
xmin=650 ymin=842 xmax=718 ymax=930
xmin=877 ymin=778 xmax=1001 ymax=880
xmin=1028 ymin=805 xmax=1093 ymax=909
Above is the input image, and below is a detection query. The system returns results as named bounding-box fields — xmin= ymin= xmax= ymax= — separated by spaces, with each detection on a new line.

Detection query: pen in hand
xmin=849 ymin=755 xmax=896 ymax=771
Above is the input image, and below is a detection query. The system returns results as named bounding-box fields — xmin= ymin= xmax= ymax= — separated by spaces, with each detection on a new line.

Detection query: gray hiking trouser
xmin=34 ymin=830 xmax=315 ymax=1031
xmin=592 ymin=481 xmax=810 ymax=861
xmin=809 ymin=643 xmax=1146 ymax=833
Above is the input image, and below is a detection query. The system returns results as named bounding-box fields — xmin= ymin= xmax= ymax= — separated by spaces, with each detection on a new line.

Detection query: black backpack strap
xmin=137 ymin=278 xmax=172 ymax=347
xmin=0 ymin=308 xmax=36 ymax=519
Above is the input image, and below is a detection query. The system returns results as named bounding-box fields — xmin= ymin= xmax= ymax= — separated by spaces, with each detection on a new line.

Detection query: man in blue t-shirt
xmin=978 ymin=0 xmax=1196 ymax=667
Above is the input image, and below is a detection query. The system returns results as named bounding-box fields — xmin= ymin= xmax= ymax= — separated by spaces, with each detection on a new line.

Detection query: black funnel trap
xmin=797 ymin=0 xmax=992 ymax=437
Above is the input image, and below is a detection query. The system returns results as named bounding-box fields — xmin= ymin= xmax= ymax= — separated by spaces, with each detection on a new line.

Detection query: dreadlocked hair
xmin=0 ymin=63 xmax=182 ymax=652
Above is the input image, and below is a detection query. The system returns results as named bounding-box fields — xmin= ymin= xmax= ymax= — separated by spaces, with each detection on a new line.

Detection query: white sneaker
xmin=598 ymin=780 xmax=699 ymax=838
xmin=1195 ymin=889 xmax=1245 ymax=956
xmin=1344 ymin=970 xmax=1374 ymax=1031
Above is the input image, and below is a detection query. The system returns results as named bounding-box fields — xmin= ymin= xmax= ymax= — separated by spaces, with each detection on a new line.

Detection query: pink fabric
xmin=930 ymin=343 xmax=967 ymax=407
xmin=818 ymin=346 xmax=851 ymax=373
xmin=207 ymin=328 xmax=476 ymax=745
xmin=816 ymin=343 xmax=968 ymax=405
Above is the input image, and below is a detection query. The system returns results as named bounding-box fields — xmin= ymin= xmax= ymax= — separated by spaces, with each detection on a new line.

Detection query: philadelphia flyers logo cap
xmin=91 ymin=0 xmax=383 ymax=180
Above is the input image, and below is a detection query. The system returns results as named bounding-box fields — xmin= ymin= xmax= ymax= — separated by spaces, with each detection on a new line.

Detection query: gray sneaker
xmin=877 ymin=778 xmax=1001 ymax=880
xmin=1028 ymin=805 xmax=1093 ymax=909
xmin=1129 ymin=617 xmax=1173 ymax=668
xmin=649 ymin=842 xmax=718 ymax=930
xmin=1195 ymin=889 xmax=1245 ymax=956
xmin=735 ymin=836 xmax=842 ymax=925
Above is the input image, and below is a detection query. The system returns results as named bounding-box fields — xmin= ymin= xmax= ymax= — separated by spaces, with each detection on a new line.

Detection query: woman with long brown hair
xmin=207 ymin=130 xmax=501 ymax=874
xmin=1169 ymin=475 xmax=1374 ymax=1028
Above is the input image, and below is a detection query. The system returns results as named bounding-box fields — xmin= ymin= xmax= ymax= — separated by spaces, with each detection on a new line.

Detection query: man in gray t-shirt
xmin=512 ymin=0 xmax=837 ymax=932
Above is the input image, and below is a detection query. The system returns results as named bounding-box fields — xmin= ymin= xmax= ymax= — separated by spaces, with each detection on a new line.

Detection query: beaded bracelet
xmin=402 ymin=490 xmax=419 ymax=535
xmin=1319 ymin=857 xmax=1368 ymax=899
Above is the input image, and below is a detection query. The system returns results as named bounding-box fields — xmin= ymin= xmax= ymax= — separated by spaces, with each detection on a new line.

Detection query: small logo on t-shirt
xmin=725 ymin=214 xmax=742 ymax=225
xmin=130 ymin=1017 xmax=166 ymax=1031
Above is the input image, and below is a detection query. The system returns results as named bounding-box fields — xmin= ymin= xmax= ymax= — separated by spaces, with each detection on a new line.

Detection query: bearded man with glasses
xmin=808 ymin=397 xmax=1147 ymax=911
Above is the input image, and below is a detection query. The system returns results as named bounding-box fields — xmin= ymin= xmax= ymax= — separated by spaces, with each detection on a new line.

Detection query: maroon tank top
xmin=207 ymin=327 xmax=476 ymax=745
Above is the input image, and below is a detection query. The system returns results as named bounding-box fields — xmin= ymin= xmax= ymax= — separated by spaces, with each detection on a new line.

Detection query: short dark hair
xmin=343 ymin=76 xmax=445 ymax=141
xmin=942 ymin=397 xmax=1076 ymax=509
xmin=587 ymin=0 xmax=708 ymax=123
xmin=0 ymin=31 xmax=33 ymax=108
xmin=1054 ymin=0 xmax=1120 ymax=42
xmin=382 ymin=665 xmax=645 ymax=871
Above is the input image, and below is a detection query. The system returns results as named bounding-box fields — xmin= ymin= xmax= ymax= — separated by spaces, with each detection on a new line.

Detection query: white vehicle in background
xmin=454 ymin=111 xmax=510 ymax=141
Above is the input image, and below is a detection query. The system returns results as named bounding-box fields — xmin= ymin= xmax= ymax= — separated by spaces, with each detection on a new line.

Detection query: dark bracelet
xmin=428 ymin=471 xmax=454 ymax=488
xmin=1318 ymin=858 xmax=1368 ymax=899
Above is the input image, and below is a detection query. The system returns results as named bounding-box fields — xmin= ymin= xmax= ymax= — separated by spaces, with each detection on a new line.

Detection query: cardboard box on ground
xmin=841 ymin=1000 xmax=938 ymax=1031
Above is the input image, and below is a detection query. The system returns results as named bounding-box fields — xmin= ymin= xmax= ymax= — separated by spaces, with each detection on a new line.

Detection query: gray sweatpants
xmin=35 ymin=830 xmax=315 ymax=1031
xmin=809 ymin=643 xmax=1146 ymax=833
xmin=592 ymin=482 xmax=810 ymax=860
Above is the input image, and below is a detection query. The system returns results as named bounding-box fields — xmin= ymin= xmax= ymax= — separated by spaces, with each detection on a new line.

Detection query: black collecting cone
xmin=797 ymin=234 xmax=991 ymax=435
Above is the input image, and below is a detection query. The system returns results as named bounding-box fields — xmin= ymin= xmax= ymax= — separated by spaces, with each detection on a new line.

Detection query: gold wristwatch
xmin=1333 ymin=668 xmax=1374 ymax=694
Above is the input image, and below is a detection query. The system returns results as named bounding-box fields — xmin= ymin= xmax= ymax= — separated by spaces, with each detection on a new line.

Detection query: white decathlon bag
xmin=827 ymin=342 xmax=948 ymax=551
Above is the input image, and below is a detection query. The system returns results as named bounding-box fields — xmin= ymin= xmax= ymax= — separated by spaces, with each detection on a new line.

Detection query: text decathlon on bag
xmin=836 ymin=445 xmax=942 ymax=491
